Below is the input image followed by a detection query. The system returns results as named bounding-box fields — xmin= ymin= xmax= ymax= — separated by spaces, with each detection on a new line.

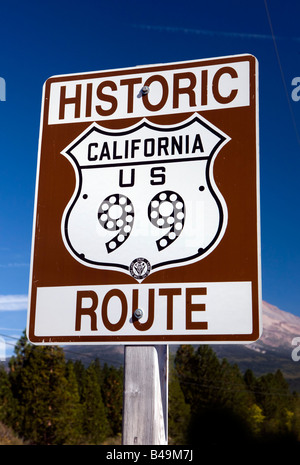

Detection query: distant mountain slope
xmin=255 ymin=301 xmax=300 ymax=350
xmin=212 ymin=301 xmax=300 ymax=391
xmin=64 ymin=300 xmax=300 ymax=391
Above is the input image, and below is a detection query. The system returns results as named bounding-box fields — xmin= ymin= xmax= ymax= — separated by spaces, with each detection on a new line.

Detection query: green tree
xmin=255 ymin=370 xmax=296 ymax=437
xmin=73 ymin=359 xmax=86 ymax=400
xmin=0 ymin=365 xmax=16 ymax=427
xmin=244 ymin=368 xmax=257 ymax=393
xmin=174 ymin=345 xmax=255 ymax=444
xmin=174 ymin=345 xmax=198 ymax=407
xmin=101 ymin=363 xmax=123 ymax=436
xmin=247 ymin=403 xmax=265 ymax=435
xmin=219 ymin=359 xmax=253 ymax=417
xmin=175 ymin=345 xmax=222 ymax=410
xmin=9 ymin=333 xmax=81 ymax=444
xmin=63 ymin=360 xmax=84 ymax=444
xmin=168 ymin=357 xmax=190 ymax=444
xmin=81 ymin=362 xmax=109 ymax=444
xmin=292 ymin=395 xmax=300 ymax=441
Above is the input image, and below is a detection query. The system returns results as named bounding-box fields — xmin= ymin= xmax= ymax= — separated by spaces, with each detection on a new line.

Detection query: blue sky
xmin=1 ymin=0 xmax=300 ymax=356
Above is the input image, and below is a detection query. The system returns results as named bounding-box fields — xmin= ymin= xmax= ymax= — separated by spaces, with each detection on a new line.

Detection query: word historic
xmin=47 ymin=60 xmax=250 ymax=124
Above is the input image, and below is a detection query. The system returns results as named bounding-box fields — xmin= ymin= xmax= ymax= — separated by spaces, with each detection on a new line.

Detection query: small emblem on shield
xmin=61 ymin=114 xmax=230 ymax=280
xmin=130 ymin=258 xmax=151 ymax=280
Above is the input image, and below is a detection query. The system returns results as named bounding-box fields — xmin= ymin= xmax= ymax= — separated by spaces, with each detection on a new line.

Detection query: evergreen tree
xmin=9 ymin=333 xmax=80 ymax=444
xmin=0 ymin=364 xmax=16 ymax=427
xmin=101 ymin=363 xmax=123 ymax=436
xmin=73 ymin=359 xmax=86 ymax=400
xmin=293 ymin=396 xmax=300 ymax=442
xmin=174 ymin=345 xmax=197 ymax=407
xmin=244 ymin=368 xmax=257 ymax=394
xmin=168 ymin=357 xmax=190 ymax=444
xmin=92 ymin=358 xmax=103 ymax=386
xmin=175 ymin=345 xmax=256 ymax=444
xmin=175 ymin=345 xmax=222 ymax=410
xmin=219 ymin=359 xmax=253 ymax=416
xmin=81 ymin=362 xmax=109 ymax=444
xmin=63 ymin=360 xmax=84 ymax=444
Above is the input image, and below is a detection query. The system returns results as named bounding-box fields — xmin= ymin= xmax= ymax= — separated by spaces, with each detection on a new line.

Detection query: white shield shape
xmin=61 ymin=114 xmax=230 ymax=280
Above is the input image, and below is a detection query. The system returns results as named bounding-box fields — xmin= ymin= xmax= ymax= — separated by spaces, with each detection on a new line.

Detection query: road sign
xmin=27 ymin=54 xmax=261 ymax=345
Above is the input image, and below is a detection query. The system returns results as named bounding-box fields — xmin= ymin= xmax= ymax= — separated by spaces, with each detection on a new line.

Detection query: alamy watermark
xmin=291 ymin=337 xmax=300 ymax=361
xmin=291 ymin=77 xmax=300 ymax=102
xmin=0 ymin=77 xmax=6 ymax=101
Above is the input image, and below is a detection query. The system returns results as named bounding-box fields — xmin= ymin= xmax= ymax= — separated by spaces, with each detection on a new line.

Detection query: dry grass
xmin=101 ymin=434 xmax=122 ymax=445
xmin=0 ymin=422 xmax=23 ymax=445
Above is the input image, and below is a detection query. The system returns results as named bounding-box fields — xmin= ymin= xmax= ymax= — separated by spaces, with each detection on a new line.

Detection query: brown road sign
xmin=27 ymin=54 xmax=261 ymax=345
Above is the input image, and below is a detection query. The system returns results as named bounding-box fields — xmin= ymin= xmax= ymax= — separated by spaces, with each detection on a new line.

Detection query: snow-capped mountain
xmin=212 ymin=301 xmax=300 ymax=391
xmin=253 ymin=301 xmax=300 ymax=351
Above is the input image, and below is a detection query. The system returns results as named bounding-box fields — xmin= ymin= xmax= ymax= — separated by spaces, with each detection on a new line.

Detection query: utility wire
xmin=177 ymin=378 xmax=297 ymax=398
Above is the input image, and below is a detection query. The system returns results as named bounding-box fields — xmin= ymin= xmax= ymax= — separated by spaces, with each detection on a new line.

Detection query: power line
xmin=177 ymin=378 xmax=296 ymax=398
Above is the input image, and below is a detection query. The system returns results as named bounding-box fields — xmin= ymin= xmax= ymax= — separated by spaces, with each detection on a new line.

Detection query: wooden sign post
xmin=122 ymin=345 xmax=168 ymax=445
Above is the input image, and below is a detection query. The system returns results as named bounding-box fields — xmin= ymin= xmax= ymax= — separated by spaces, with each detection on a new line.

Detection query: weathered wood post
xmin=122 ymin=345 xmax=168 ymax=445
